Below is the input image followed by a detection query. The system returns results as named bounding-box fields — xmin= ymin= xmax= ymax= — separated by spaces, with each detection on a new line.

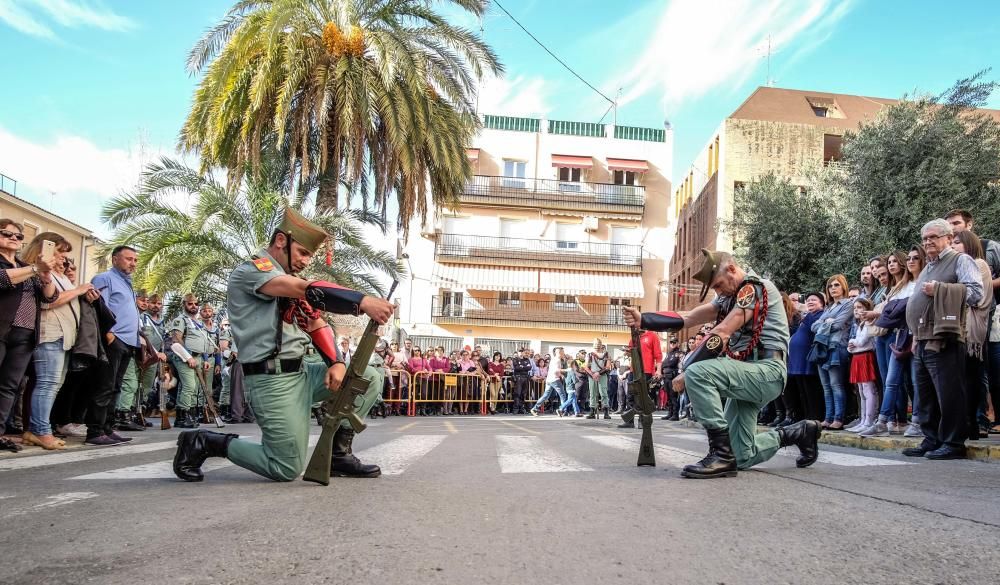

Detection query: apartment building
xmin=668 ymin=87 xmax=898 ymax=312
xmin=398 ymin=114 xmax=673 ymax=357
xmin=0 ymin=172 xmax=102 ymax=281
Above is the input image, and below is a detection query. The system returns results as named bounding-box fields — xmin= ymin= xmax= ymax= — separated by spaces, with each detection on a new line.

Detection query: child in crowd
xmin=846 ymin=298 xmax=879 ymax=434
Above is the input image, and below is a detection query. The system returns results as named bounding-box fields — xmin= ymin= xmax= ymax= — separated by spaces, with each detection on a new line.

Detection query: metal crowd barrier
xmin=385 ymin=369 xmax=411 ymax=415
xmin=411 ymin=371 xmax=489 ymax=415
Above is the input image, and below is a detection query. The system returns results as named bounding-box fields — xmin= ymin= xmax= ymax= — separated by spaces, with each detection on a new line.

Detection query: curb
xmin=815 ymin=430 xmax=1000 ymax=462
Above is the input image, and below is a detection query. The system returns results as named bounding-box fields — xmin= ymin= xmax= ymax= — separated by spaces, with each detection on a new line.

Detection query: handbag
xmin=807 ymin=331 xmax=831 ymax=364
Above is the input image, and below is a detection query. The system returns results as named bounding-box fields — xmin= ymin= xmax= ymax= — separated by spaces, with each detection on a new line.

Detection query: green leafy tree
xmin=841 ymin=69 xmax=1000 ymax=251
xmin=100 ymin=156 xmax=403 ymax=304
xmin=180 ymin=0 xmax=503 ymax=228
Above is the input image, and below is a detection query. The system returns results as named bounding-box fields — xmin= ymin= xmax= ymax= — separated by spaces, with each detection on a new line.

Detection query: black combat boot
xmin=603 ymin=406 xmax=611 ymax=420
xmin=330 ymin=428 xmax=381 ymax=478
xmin=777 ymin=420 xmax=822 ymax=468
xmin=681 ymin=427 xmax=738 ymax=479
xmin=585 ymin=407 xmax=597 ymax=419
xmin=219 ymin=405 xmax=238 ymax=424
xmin=173 ymin=430 xmax=239 ymax=482
xmin=115 ymin=410 xmax=145 ymax=431
xmin=618 ymin=408 xmax=636 ymax=428
xmin=174 ymin=408 xmax=196 ymax=429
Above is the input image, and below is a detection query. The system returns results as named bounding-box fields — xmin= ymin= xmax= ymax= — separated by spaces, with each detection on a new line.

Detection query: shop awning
xmin=433 ymin=264 xmax=538 ymax=293
xmin=551 ymin=154 xmax=593 ymax=168
xmin=607 ymin=158 xmax=649 ymax=172
xmin=466 ymin=148 xmax=480 ymax=161
xmin=538 ymin=270 xmax=645 ymax=298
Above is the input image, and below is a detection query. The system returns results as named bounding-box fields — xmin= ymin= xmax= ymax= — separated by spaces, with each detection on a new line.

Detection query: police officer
xmin=511 ymin=347 xmax=533 ymax=414
xmin=172 ymin=208 xmax=393 ymax=482
xmin=660 ymin=338 xmax=684 ymax=421
xmin=168 ymin=293 xmax=218 ymax=428
xmin=624 ymin=249 xmax=821 ymax=479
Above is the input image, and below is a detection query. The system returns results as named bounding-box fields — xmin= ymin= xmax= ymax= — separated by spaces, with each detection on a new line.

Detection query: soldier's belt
xmin=242 ymin=358 xmax=303 ymax=376
xmin=757 ymin=349 xmax=784 ymax=361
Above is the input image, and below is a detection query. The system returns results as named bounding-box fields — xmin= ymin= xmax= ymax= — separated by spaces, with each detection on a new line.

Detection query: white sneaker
xmin=57 ymin=423 xmax=87 ymax=437
xmin=887 ymin=421 xmax=904 ymax=434
xmin=859 ymin=421 xmax=889 ymax=437
xmin=845 ymin=418 xmax=864 ymax=431
xmin=903 ymin=423 xmax=923 ymax=438
xmin=851 ymin=421 xmax=872 ymax=434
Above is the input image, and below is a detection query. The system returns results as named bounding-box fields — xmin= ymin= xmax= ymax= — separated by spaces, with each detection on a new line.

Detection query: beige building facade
xmin=399 ymin=114 xmax=673 ymax=356
xmin=0 ymin=178 xmax=102 ymax=282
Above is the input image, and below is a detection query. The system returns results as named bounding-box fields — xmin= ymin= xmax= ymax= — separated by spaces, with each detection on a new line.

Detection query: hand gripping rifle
xmin=629 ymin=329 xmax=656 ymax=467
xmin=303 ymin=281 xmax=397 ymax=485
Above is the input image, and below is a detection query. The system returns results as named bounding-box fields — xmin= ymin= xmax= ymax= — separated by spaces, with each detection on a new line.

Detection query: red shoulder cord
xmin=282 ymin=298 xmax=323 ymax=331
xmin=723 ymin=282 xmax=768 ymax=362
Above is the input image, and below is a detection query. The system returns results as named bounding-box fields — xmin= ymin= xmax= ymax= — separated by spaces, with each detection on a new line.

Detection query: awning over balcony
xmin=466 ymin=148 xmax=480 ymax=161
xmin=538 ymin=270 xmax=645 ymax=298
xmin=433 ymin=264 xmax=538 ymax=293
xmin=607 ymin=158 xmax=649 ymax=173
xmin=551 ymin=154 xmax=593 ymax=168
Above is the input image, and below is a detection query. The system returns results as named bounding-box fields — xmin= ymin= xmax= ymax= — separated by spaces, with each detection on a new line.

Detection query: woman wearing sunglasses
xmin=0 ymin=220 xmax=60 ymax=452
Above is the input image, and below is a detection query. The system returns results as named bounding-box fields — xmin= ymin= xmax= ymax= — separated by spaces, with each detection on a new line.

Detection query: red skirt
xmin=849 ymin=351 xmax=877 ymax=384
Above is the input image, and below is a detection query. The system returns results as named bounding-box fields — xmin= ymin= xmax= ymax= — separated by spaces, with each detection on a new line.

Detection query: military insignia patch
xmin=705 ymin=334 xmax=723 ymax=351
xmin=735 ymin=283 xmax=757 ymax=309
xmin=252 ymin=257 xmax=274 ymax=272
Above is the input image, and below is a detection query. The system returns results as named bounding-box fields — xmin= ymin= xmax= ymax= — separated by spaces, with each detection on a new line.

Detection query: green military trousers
xmin=172 ymin=355 xmax=205 ymax=410
xmin=589 ymin=373 xmax=609 ymax=409
xmin=227 ymin=361 xmax=384 ymax=482
xmin=684 ymin=356 xmax=786 ymax=470
xmin=115 ymin=359 xmax=139 ymax=410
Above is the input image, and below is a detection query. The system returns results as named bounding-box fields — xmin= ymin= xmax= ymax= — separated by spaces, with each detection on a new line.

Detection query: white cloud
xmin=0 ymin=0 xmax=135 ymax=39
xmin=475 ymin=73 xmax=549 ymax=117
xmin=613 ymin=0 xmax=855 ymax=114
xmin=0 ymin=127 xmax=173 ymax=234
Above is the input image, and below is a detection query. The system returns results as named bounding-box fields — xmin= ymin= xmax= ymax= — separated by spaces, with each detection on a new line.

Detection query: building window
xmin=499 ymin=291 xmax=521 ymax=307
xmin=554 ymin=294 xmax=577 ymax=311
xmin=823 ymin=134 xmax=843 ymax=164
xmin=503 ymin=160 xmax=526 ymax=188
xmin=21 ymin=220 xmax=39 ymax=241
xmin=440 ymin=289 xmax=464 ymax=317
xmin=558 ymin=167 xmax=581 ymax=182
xmin=613 ymin=170 xmax=637 ymax=186
xmin=554 ymin=222 xmax=580 ymax=250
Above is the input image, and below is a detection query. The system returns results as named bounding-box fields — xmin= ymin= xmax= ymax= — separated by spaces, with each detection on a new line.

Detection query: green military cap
xmin=278 ymin=207 xmax=329 ymax=254
xmin=692 ymin=248 xmax=722 ymax=301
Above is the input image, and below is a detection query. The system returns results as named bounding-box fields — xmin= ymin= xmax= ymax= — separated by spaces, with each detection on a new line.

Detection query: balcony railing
xmin=431 ymin=296 xmax=637 ymax=330
xmin=462 ymin=175 xmax=645 ymax=216
xmin=436 ymin=233 xmax=642 ymax=271
xmin=0 ymin=172 xmax=16 ymax=195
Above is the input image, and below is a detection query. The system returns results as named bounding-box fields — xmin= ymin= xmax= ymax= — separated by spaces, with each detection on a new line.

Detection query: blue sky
xmin=1 ymin=0 xmax=998 ymax=237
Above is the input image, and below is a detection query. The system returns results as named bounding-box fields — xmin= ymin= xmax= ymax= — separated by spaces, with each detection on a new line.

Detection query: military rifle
xmin=159 ymin=367 xmax=172 ymax=430
xmin=303 ymin=281 xmax=397 ymax=485
xmin=195 ymin=365 xmax=225 ymax=428
xmin=629 ymin=329 xmax=656 ymax=467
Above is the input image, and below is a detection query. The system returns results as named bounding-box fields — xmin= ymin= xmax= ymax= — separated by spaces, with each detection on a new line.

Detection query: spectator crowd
xmin=1 ymin=209 xmax=999 ymax=462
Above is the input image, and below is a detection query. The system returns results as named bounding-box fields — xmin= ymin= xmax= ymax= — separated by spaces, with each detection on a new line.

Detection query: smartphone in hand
xmin=40 ymin=240 xmax=55 ymax=263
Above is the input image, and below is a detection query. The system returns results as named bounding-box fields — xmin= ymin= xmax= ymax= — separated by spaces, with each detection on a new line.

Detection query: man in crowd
xmin=858 ymin=265 xmax=874 ymax=300
xmin=624 ymin=249 xmax=820 ymax=479
xmin=511 ymin=347 xmax=533 ymax=414
xmin=113 ymin=291 xmax=163 ymax=432
xmin=141 ymin=293 xmax=168 ymax=411
xmin=172 ymin=207 xmax=393 ymax=482
xmin=86 ymin=245 xmax=141 ymax=446
xmin=903 ymin=219 xmax=983 ymax=460
xmin=168 ymin=293 xmax=217 ymax=428
xmin=618 ymin=328 xmax=662 ymax=428
xmin=946 ymin=208 xmax=1000 ymax=300
xmin=661 ymin=338 xmax=684 ymax=420
xmin=530 ymin=347 xmax=567 ymax=416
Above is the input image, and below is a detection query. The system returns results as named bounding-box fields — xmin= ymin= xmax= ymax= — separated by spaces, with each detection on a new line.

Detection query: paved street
xmin=3 ymin=416 xmax=1000 ymax=585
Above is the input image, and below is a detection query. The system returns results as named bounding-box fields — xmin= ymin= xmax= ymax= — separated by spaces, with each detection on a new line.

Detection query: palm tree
xmin=101 ymin=156 xmax=403 ymax=304
xmin=180 ymin=0 xmax=502 ymax=229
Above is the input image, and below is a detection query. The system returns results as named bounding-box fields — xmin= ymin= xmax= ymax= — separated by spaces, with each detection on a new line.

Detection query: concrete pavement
xmin=2 ymin=415 xmax=999 ymax=584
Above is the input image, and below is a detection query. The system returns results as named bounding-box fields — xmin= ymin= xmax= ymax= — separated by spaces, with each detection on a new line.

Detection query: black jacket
xmin=72 ymin=295 xmax=117 ymax=366
xmin=512 ymin=357 xmax=532 ymax=377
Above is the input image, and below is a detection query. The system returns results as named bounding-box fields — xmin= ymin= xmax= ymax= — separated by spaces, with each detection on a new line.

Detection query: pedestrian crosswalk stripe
xmin=0 ymin=441 xmax=177 ymax=472
xmin=582 ymin=435 xmax=699 ymax=468
xmin=665 ymin=431 xmax=914 ymax=466
xmin=68 ymin=460 xmax=234 ymax=480
xmin=495 ymin=435 xmax=593 ymax=473
xmin=353 ymin=435 xmax=448 ymax=476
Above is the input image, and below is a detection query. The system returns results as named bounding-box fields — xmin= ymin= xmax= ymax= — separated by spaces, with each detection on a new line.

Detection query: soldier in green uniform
xmin=217 ymin=319 xmax=237 ymax=422
xmin=141 ymin=293 xmax=168 ymax=413
xmin=114 ymin=292 xmax=159 ymax=431
xmin=168 ymin=293 xmax=218 ymax=428
xmin=172 ymin=208 xmax=393 ymax=482
xmin=624 ymin=249 xmax=822 ymax=479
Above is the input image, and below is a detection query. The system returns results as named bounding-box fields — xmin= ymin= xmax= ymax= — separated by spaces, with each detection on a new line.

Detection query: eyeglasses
xmin=0 ymin=229 xmax=25 ymax=241
xmin=921 ymin=234 xmax=946 ymax=242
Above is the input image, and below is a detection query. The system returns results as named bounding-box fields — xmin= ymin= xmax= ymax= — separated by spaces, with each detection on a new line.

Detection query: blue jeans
xmin=818 ymin=360 xmax=847 ymax=422
xmin=534 ymin=380 xmax=567 ymax=410
xmin=559 ymin=391 xmax=579 ymax=415
xmin=878 ymin=351 xmax=910 ymax=423
xmin=30 ymin=339 xmax=68 ymax=436
xmin=873 ymin=334 xmax=891 ymax=387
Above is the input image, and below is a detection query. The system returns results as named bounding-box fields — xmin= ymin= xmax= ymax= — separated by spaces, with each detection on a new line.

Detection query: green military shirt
xmin=227 ymin=249 xmax=310 ymax=364
xmin=140 ymin=313 xmax=165 ymax=351
xmin=168 ymin=313 xmax=217 ymax=355
xmin=711 ymin=274 xmax=790 ymax=355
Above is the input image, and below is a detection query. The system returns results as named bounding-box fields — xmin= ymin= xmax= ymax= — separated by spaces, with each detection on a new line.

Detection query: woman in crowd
xmin=0 ymin=220 xmax=58 ymax=452
xmin=813 ymin=274 xmax=854 ymax=430
xmin=847 ymin=298 xmax=879 ymax=433
xmin=487 ymin=351 xmax=504 ymax=415
xmin=951 ymin=231 xmax=992 ymax=440
xmin=429 ymin=347 xmax=450 ymax=415
xmin=24 ymin=234 xmax=99 ymax=450
xmin=456 ymin=349 xmax=477 ymax=415
xmin=860 ymin=250 xmax=918 ymax=436
xmin=788 ymin=291 xmax=826 ymax=421
xmin=408 ymin=347 xmax=429 ymax=416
